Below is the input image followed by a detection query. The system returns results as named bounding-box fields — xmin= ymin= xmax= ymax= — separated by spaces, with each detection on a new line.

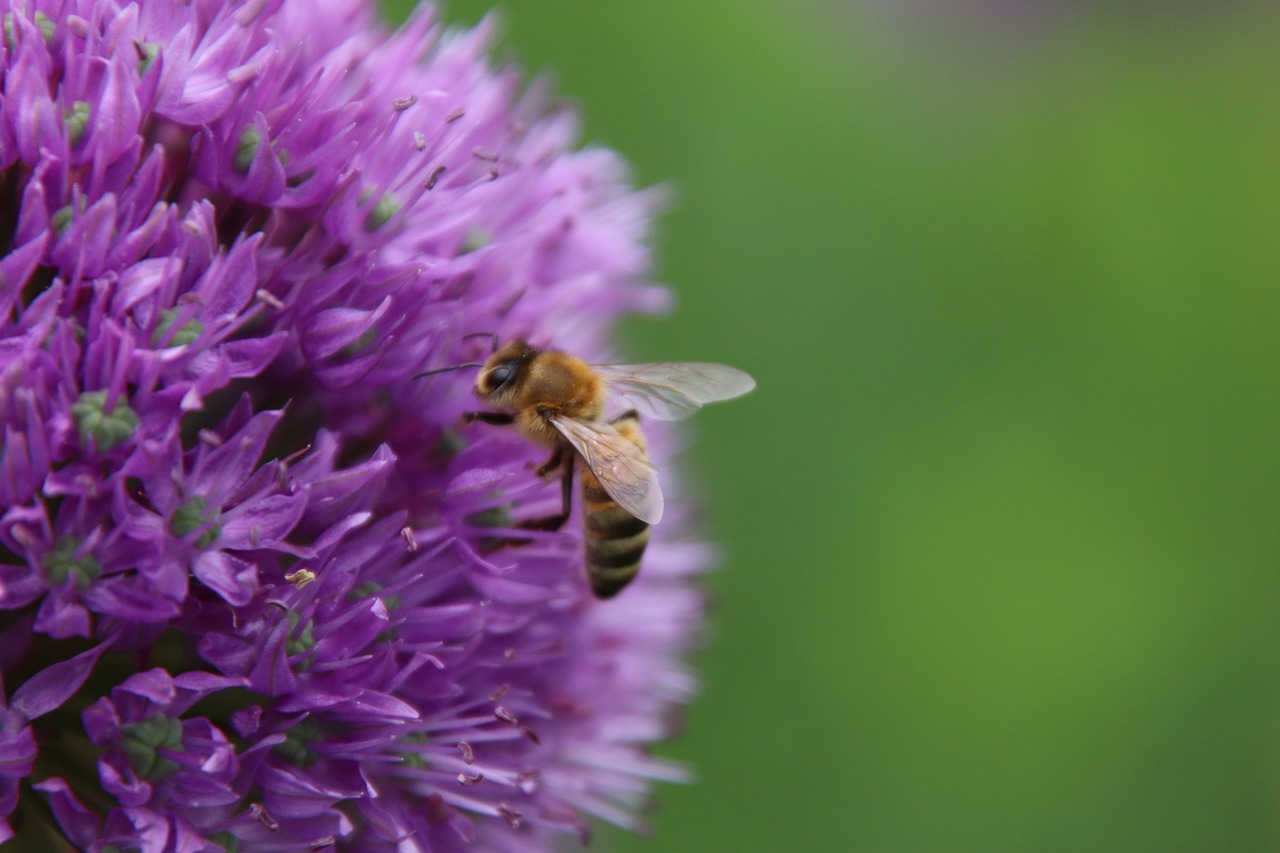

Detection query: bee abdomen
xmin=582 ymin=482 xmax=650 ymax=598
xmin=578 ymin=410 xmax=652 ymax=599
xmin=584 ymin=523 xmax=650 ymax=599
xmin=584 ymin=502 xmax=648 ymax=538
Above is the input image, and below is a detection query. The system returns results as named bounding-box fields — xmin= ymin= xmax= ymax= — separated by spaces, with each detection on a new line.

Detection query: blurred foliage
xmin=383 ymin=1 xmax=1280 ymax=850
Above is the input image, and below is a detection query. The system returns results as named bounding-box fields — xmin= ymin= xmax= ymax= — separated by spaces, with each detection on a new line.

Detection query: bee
xmin=418 ymin=336 xmax=755 ymax=598
xmin=580 ymin=409 xmax=651 ymax=598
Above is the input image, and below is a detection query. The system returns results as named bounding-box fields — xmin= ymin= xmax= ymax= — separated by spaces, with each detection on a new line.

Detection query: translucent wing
xmin=592 ymin=362 xmax=756 ymax=421
xmin=548 ymin=413 xmax=664 ymax=524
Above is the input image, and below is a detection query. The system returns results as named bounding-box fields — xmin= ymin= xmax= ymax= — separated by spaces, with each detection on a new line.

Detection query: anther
xmin=285 ymin=569 xmax=316 ymax=589
xmin=250 ymin=803 xmax=279 ymax=831
xmin=497 ymin=804 xmax=522 ymax=830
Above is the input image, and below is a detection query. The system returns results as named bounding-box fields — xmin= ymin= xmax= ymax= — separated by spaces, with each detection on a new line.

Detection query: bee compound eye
xmin=485 ymin=364 xmax=514 ymax=391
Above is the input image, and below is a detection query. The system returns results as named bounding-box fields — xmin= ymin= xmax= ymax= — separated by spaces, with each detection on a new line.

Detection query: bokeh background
xmin=385 ymin=2 xmax=1280 ymax=850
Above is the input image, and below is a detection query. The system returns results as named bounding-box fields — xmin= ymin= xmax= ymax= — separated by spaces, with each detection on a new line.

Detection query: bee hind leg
xmin=475 ymin=464 xmax=573 ymax=554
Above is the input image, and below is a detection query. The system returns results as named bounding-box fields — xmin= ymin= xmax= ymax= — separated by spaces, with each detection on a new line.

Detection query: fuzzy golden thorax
xmin=474 ymin=341 xmax=606 ymax=447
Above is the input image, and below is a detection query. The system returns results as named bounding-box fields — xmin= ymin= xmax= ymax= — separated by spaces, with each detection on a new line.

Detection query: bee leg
xmin=517 ymin=460 xmax=574 ymax=533
xmin=462 ymin=411 xmax=515 ymax=426
xmin=534 ymin=446 xmax=565 ymax=479
xmin=609 ymin=408 xmax=641 ymax=425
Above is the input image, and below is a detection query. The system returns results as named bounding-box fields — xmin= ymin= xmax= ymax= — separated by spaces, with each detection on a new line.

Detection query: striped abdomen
xmin=581 ymin=413 xmax=650 ymax=598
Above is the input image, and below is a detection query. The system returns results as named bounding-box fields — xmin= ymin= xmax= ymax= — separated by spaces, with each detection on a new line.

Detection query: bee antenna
xmin=413 ymin=362 xmax=485 ymax=379
xmin=461 ymin=332 xmax=499 ymax=354
xmin=414 ymin=333 xmax=499 ymax=379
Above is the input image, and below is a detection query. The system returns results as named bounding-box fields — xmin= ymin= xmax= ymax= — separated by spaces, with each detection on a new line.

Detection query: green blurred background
xmin=387 ymin=2 xmax=1280 ymax=850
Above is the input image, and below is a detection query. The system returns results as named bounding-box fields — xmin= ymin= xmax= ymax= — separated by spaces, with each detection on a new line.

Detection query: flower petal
xmin=11 ymin=642 xmax=106 ymax=721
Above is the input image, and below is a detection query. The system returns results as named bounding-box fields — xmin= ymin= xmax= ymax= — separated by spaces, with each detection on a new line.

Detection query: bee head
xmin=475 ymin=340 xmax=535 ymax=406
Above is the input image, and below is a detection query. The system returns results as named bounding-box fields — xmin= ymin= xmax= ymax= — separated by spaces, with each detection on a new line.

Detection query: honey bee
xmin=580 ymin=410 xmax=651 ymax=598
xmin=418 ymin=337 xmax=755 ymax=597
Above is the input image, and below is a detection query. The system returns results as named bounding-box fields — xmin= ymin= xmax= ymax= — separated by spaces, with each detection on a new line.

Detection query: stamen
xmin=250 ymin=803 xmax=279 ymax=831
xmin=285 ymin=568 xmax=316 ymax=589
xmin=497 ymin=803 xmax=522 ymax=829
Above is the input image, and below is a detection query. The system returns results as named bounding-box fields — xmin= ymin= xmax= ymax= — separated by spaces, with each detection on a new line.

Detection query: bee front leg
xmin=462 ymin=411 xmax=515 ymax=426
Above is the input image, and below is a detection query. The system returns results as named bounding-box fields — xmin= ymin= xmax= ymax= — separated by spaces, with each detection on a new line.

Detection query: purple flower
xmin=0 ymin=0 xmax=708 ymax=849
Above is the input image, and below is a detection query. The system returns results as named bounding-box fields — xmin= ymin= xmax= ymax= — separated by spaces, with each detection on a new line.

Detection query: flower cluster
xmin=0 ymin=0 xmax=707 ymax=849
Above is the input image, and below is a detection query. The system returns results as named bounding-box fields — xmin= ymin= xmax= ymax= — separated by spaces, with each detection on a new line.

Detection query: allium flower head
xmin=0 ymin=1 xmax=709 ymax=848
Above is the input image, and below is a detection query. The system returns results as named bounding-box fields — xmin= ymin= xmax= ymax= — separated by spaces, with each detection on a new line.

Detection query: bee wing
xmin=592 ymin=362 xmax=756 ymax=421
xmin=548 ymin=413 xmax=664 ymax=524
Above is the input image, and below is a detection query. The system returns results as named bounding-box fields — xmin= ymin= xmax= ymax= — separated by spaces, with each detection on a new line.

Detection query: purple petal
xmin=244 ymin=622 xmax=297 ymax=696
xmin=172 ymin=671 xmax=247 ymax=695
xmin=89 ymin=55 xmax=144 ymax=166
xmin=0 ymin=713 xmax=36 ymax=779
xmin=97 ymin=756 xmax=153 ymax=808
xmin=300 ymin=443 xmax=396 ymax=529
xmin=445 ymin=467 xmax=513 ymax=497
xmin=192 ymin=551 xmax=258 ymax=606
xmin=300 ymin=298 xmax=391 ymax=361
xmin=257 ymin=764 xmax=360 ymax=819
xmin=468 ymin=571 xmax=557 ymax=604
xmin=193 ymin=409 xmax=283 ymax=502
xmin=82 ymin=576 xmax=184 ymax=624
xmin=0 ymin=233 xmax=47 ymax=320
xmin=117 ymin=668 xmax=178 ymax=705
xmin=33 ymin=593 xmax=92 ymax=639
xmin=219 ymin=493 xmax=306 ymax=550
xmin=10 ymin=642 xmax=106 ymax=721
xmin=31 ymin=778 xmax=101 ymax=849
